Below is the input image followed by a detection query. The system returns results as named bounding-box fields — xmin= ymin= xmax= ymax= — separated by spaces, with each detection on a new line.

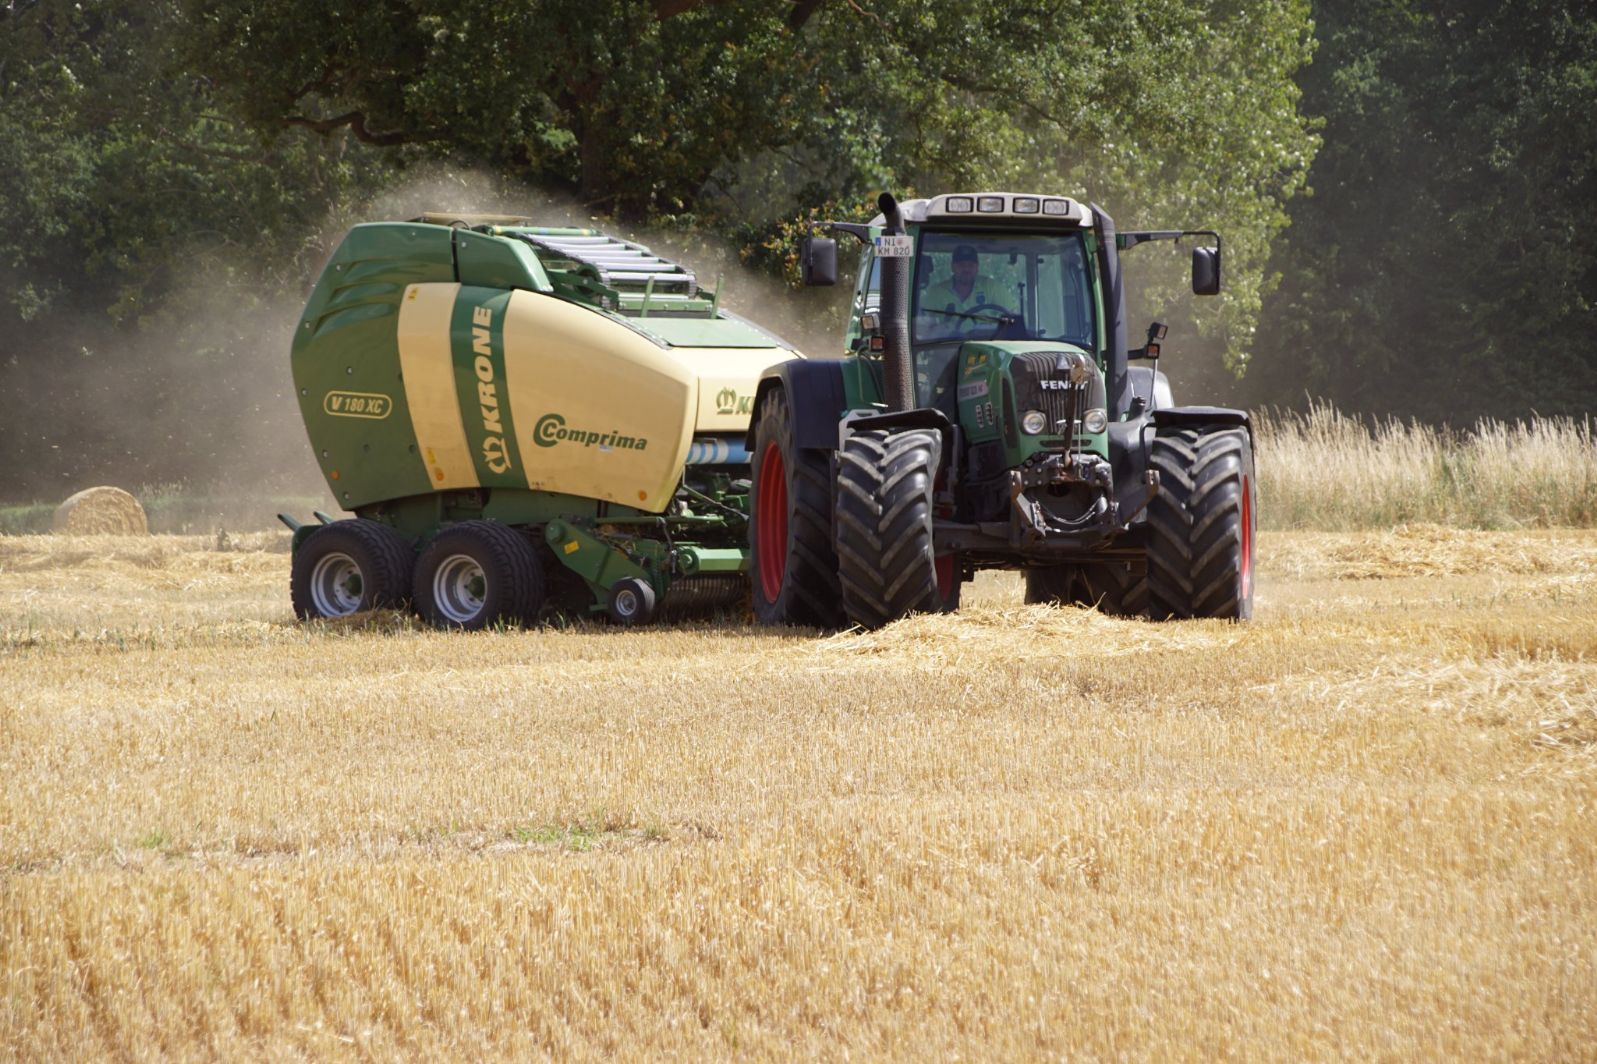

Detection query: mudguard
xmin=1152 ymin=406 xmax=1252 ymax=440
xmin=746 ymin=359 xmax=848 ymax=452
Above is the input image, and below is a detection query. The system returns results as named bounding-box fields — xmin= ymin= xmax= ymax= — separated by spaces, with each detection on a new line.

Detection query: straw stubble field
xmin=2 ymin=528 xmax=1594 ymax=1059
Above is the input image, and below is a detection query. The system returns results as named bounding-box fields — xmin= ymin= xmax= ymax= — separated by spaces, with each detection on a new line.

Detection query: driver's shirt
xmin=921 ymin=275 xmax=997 ymax=316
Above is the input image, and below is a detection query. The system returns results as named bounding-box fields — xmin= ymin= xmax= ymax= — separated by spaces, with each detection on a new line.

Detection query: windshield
xmin=911 ymin=230 xmax=1097 ymax=350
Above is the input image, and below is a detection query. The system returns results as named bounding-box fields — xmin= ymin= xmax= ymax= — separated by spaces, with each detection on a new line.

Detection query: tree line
xmin=0 ymin=0 xmax=1590 ymax=498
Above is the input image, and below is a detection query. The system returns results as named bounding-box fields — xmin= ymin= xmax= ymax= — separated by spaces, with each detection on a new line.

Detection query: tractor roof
xmin=870 ymin=192 xmax=1090 ymax=228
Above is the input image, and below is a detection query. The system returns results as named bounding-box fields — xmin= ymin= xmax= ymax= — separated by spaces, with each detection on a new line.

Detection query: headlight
xmin=1082 ymin=408 xmax=1109 ymax=433
xmin=1021 ymin=409 xmax=1049 ymax=435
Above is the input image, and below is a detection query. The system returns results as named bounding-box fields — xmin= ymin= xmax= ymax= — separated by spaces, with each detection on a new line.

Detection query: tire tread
xmin=834 ymin=429 xmax=941 ymax=629
xmin=1146 ymin=427 xmax=1254 ymax=621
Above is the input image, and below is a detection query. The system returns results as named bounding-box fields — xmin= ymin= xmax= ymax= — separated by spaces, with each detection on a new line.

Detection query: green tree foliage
xmin=182 ymin=0 xmax=1318 ymax=369
xmin=1245 ymin=0 xmax=1597 ymax=421
xmin=0 ymin=1 xmax=389 ymax=496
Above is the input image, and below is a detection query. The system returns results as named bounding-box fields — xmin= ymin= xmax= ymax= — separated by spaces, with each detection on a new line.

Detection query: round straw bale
xmin=51 ymin=486 xmax=149 ymax=535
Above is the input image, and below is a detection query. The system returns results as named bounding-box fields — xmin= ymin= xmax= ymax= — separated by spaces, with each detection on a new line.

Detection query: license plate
xmin=873 ymin=235 xmax=913 ymax=257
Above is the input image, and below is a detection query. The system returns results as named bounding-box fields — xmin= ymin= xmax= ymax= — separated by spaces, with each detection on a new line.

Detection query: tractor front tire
xmin=1146 ymin=427 xmax=1256 ymax=621
xmin=750 ymin=388 xmax=842 ymax=627
xmin=413 ymin=520 xmax=545 ymax=630
xmin=291 ymin=519 xmax=414 ymax=620
xmin=834 ymin=428 xmax=942 ymax=629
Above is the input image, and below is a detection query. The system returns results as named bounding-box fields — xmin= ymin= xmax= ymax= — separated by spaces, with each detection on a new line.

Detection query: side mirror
xmin=1192 ymin=245 xmax=1221 ymax=296
xmin=1130 ymin=321 xmax=1167 ymax=360
xmin=801 ymin=236 xmax=837 ymax=287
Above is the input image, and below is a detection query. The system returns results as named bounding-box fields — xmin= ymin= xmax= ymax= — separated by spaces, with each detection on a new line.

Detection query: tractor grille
xmin=1011 ymin=352 xmax=1086 ymax=448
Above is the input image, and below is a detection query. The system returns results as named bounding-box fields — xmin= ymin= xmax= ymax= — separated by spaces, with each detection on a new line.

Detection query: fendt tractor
xmin=285 ymin=214 xmax=800 ymax=627
xmin=745 ymin=191 xmax=1255 ymax=628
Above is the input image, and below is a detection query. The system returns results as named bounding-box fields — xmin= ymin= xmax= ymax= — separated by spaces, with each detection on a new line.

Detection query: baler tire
xmin=413 ymin=520 xmax=545 ymax=630
xmin=1146 ymin=426 xmax=1256 ymax=621
xmin=607 ymin=577 xmax=657 ymax=626
xmin=291 ymin=519 xmax=414 ymax=620
xmin=750 ymin=388 xmax=842 ymax=627
xmin=834 ymin=428 xmax=942 ymax=629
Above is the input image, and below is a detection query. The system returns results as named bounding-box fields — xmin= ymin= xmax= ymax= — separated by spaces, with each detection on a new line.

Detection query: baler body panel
xmin=497 ymin=288 xmax=696 ymax=511
xmin=293 ymin=220 xmax=799 ymax=515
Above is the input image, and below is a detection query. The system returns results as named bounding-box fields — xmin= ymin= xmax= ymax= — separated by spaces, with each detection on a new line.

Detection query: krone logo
xmin=470 ymin=303 xmax=512 ymax=473
xmin=714 ymin=387 xmax=754 ymax=416
xmin=533 ymin=412 xmax=648 ymax=452
xmin=482 ymin=435 xmax=512 ymax=474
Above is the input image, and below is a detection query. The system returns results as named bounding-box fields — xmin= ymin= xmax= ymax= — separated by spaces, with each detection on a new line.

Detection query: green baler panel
xmin=291 ymin=224 xmax=457 ymax=508
xmin=454 ymin=229 xmax=552 ymax=293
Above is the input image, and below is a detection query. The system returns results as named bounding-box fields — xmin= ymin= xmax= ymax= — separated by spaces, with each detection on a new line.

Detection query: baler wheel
xmin=413 ymin=520 xmax=545 ymax=630
xmin=606 ymin=577 xmax=658 ymax=626
xmin=1146 ymin=426 xmax=1255 ymax=620
xmin=834 ymin=427 xmax=943 ymax=629
xmin=290 ymin=519 xmax=414 ymax=620
xmin=749 ymin=388 xmax=842 ymax=627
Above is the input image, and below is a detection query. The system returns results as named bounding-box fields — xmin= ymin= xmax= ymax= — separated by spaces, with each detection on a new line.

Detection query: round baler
xmin=285 ymin=215 xmax=800 ymax=627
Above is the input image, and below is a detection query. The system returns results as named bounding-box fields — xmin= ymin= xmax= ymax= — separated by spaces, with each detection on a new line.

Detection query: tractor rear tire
xmin=1024 ymin=562 xmax=1147 ymax=616
xmin=750 ymin=388 xmax=842 ymax=627
xmin=834 ymin=428 xmax=942 ymax=629
xmin=935 ymin=553 xmax=962 ymax=613
xmin=1077 ymin=561 xmax=1149 ymax=616
xmin=413 ymin=520 xmax=545 ymax=630
xmin=1023 ymin=565 xmax=1078 ymax=605
xmin=291 ymin=519 xmax=414 ymax=620
xmin=1146 ymin=426 xmax=1255 ymax=621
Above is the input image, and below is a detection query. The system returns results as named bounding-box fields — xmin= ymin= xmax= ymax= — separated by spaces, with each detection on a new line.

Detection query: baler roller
xmin=515 ymin=232 xmax=698 ymax=296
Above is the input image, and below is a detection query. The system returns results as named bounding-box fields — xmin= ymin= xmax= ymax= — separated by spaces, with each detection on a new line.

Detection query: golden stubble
xmin=2 ymin=531 xmax=1594 ymax=1060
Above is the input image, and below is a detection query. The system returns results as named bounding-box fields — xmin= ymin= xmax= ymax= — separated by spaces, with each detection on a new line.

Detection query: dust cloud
xmin=0 ymin=165 xmax=844 ymax=523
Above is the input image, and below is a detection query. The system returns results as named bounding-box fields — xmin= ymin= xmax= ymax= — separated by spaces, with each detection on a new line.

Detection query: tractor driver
xmin=919 ymin=244 xmax=1000 ymax=335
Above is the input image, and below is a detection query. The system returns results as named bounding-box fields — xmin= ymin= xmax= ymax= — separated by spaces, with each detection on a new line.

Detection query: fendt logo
xmin=533 ymin=413 xmax=649 ymax=452
xmin=470 ymin=305 xmax=512 ymax=474
xmin=714 ymin=387 xmax=754 ymax=416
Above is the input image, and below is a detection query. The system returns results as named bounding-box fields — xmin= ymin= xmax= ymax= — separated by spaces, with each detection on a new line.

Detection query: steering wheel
xmin=964 ymin=302 xmax=1018 ymax=321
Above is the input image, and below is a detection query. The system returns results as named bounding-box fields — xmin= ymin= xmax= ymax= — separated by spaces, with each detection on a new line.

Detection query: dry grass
xmin=1256 ymin=403 xmax=1597 ymax=530
xmin=2 ymin=531 xmax=1594 ymax=1060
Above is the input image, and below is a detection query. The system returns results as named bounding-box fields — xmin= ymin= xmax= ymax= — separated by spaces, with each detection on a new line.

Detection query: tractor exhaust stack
xmin=876 ymin=192 xmax=914 ymax=413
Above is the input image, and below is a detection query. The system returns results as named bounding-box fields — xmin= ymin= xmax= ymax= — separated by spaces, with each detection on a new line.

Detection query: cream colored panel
xmin=397 ymin=283 xmax=478 ymax=490
xmin=672 ymin=347 xmax=802 ymax=433
xmin=501 ymin=293 xmax=696 ymax=512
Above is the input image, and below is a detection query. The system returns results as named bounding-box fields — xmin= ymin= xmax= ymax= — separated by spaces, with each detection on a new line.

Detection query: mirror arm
xmin=816 ymin=221 xmax=875 ymax=246
xmin=1117 ymin=229 xmax=1221 ymax=254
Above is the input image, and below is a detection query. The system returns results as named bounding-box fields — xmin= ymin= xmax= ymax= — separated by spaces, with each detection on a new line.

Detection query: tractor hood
xmin=956 ymin=339 xmax=1109 ymax=463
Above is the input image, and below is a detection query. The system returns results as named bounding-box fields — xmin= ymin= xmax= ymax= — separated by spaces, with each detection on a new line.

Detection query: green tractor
xmin=746 ymin=191 xmax=1256 ymax=628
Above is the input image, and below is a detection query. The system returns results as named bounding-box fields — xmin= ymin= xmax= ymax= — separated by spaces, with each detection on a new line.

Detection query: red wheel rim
xmin=1240 ymin=474 xmax=1253 ymax=602
xmin=935 ymin=553 xmax=955 ymax=602
xmin=756 ymin=441 xmax=788 ymax=603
